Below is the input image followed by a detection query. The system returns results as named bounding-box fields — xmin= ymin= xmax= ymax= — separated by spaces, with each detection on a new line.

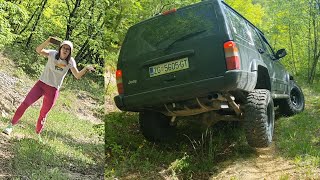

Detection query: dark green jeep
xmin=114 ymin=0 xmax=305 ymax=148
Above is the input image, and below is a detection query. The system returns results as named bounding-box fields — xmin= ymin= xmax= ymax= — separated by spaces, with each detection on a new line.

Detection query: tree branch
xmin=65 ymin=0 xmax=71 ymax=13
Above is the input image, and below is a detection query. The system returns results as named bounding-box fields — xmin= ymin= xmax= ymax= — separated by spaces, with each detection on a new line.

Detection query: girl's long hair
xmin=55 ymin=46 xmax=71 ymax=63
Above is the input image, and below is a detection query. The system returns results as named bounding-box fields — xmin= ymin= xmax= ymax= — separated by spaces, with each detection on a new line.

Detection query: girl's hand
xmin=86 ymin=65 xmax=96 ymax=72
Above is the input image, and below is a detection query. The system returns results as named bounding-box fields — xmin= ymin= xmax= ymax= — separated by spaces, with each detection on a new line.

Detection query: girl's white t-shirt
xmin=39 ymin=50 xmax=76 ymax=90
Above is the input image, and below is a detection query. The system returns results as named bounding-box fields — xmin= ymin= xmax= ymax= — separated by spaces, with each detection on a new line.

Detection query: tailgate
xmin=119 ymin=1 xmax=228 ymax=96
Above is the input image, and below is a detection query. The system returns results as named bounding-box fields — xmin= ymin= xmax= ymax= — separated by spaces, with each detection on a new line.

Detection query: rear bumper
xmin=114 ymin=70 xmax=256 ymax=111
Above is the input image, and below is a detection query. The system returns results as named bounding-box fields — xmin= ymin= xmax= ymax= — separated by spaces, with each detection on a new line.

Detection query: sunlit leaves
xmin=0 ymin=1 xmax=26 ymax=48
xmin=225 ymin=0 xmax=264 ymax=27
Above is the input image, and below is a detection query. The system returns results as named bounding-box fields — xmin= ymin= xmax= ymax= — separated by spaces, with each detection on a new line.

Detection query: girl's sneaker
xmin=38 ymin=134 xmax=43 ymax=143
xmin=2 ymin=124 xmax=13 ymax=135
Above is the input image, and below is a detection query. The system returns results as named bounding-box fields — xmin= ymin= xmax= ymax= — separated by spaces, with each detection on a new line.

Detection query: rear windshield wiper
xmin=164 ymin=30 xmax=207 ymax=50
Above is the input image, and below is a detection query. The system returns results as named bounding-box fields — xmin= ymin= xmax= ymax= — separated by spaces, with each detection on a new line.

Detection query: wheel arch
xmin=255 ymin=65 xmax=271 ymax=91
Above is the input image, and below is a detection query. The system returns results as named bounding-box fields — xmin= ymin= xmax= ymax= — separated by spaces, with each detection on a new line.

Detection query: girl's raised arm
xmin=36 ymin=37 xmax=53 ymax=57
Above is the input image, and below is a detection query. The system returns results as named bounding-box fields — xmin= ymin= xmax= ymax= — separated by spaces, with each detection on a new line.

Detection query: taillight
xmin=116 ymin=70 xmax=124 ymax=94
xmin=224 ymin=41 xmax=240 ymax=70
xmin=162 ymin=8 xmax=177 ymax=15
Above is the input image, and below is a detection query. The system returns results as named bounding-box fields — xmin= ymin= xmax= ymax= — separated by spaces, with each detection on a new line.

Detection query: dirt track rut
xmin=211 ymin=144 xmax=320 ymax=179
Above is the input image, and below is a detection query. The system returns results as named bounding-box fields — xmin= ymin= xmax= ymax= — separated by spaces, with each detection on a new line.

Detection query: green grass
xmin=106 ymin=79 xmax=320 ymax=179
xmin=276 ymin=80 xmax=320 ymax=169
xmin=3 ymin=105 xmax=104 ymax=179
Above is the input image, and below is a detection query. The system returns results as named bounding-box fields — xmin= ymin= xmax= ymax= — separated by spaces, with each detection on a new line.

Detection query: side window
xmin=248 ymin=25 xmax=275 ymax=59
xmin=259 ymin=34 xmax=275 ymax=58
xmin=224 ymin=7 xmax=251 ymax=43
xmin=248 ymin=25 xmax=264 ymax=51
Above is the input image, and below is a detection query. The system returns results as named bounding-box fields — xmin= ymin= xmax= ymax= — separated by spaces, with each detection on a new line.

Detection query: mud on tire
xmin=244 ymin=89 xmax=274 ymax=148
xmin=279 ymin=80 xmax=304 ymax=116
xmin=139 ymin=111 xmax=175 ymax=142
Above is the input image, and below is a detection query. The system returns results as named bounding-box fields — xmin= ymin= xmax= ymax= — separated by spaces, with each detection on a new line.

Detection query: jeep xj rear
xmin=114 ymin=0 xmax=305 ymax=148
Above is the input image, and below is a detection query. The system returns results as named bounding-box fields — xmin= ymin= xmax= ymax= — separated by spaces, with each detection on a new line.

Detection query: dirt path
xmin=210 ymin=144 xmax=320 ymax=179
xmin=105 ymin=66 xmax=118 ymax=113
xmin=0 ymin=130 xmax=12 ymax=179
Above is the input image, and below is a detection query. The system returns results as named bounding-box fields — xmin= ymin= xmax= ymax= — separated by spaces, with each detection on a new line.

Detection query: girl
xmin=2 ymin=37 xmax=95 ymax=139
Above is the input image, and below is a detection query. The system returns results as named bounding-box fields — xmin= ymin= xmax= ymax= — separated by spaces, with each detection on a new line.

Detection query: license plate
xmin=149 ymin=58 xmax=189 ymax=77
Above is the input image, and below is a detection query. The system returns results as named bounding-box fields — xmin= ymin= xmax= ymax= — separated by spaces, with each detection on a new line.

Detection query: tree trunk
xmin=25 ymin=0 xmax=48 ymax=47
xmin=75 ymin=39 xmax=90 ymax=61
xmin=75 ymin=13 xmax=106 ymax=62
xmin=65 ymin=0 xmax=82 ymax=40
xmin=288 ymin=23 xmax=297 ymax=75
xmin=308 ymin=0 xmax=320 ymax=84
xmin=307 ymin=2 xmax=312 ymax=82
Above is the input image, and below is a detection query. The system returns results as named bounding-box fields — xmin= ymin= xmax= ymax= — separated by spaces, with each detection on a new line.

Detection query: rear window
xmin=121 ymin=2 xmax=218 ymax=61
xmin=224 ymin=6 xmax=252 ymax=44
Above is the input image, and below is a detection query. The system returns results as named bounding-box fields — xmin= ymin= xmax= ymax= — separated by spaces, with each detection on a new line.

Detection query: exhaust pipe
xmin=208 ymin=93 xmax=226 ymax=101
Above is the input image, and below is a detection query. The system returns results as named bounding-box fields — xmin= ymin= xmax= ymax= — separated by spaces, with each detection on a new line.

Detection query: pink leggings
xmin=11 ymin=80 xmax=59 ymax=134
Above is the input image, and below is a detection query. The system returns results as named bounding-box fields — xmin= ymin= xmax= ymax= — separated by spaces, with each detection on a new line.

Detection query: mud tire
xmin=244 ymin=89 xmax=274 ymax=148
xmin=139 ymin=111 xmax=175 ymax=142
xmin=279 ymin=81 xmax=304 ymax=116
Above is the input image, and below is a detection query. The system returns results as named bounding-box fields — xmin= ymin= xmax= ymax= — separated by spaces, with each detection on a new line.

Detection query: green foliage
xmin=166 ymin=153 xmax=190 ymax=178
xmin=225 ymin=0 xmax=264 ymax=26
xmin=0 ymin=1 xmax=27 ymax=49
xmin=0 ymin=0 xmax=104 ymax=78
